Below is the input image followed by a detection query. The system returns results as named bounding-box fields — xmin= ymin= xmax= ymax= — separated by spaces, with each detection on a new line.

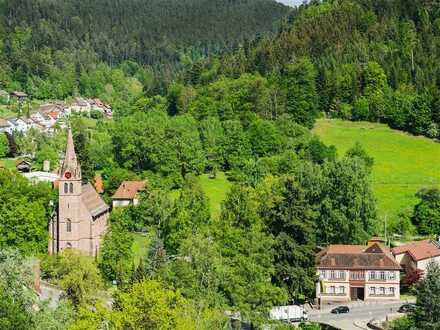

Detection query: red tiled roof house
xmin=316 ymin=239 xmax=401 ymax=303
xmin=392 ymin=240 xmax=440 ymax=275
xmin=112 ymin=181 xmax=146 ymax=207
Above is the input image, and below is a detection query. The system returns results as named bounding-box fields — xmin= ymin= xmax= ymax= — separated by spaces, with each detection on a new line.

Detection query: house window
xmin=319 ymin=270 xmax=326 ymax=279
xmin=69 ymin=183 xmax=73 ymax=193
xmin=379 ymin=287 xmax=385 ymax=295
xmin=339 ymin=271 xmax=346 ymax=279
xmin=329 ymin=286 xmax=336 ymax=294
xmin=380 ymin=271 xmax=386 ymax=280
xmin=64 ymin=183 xmax=68 ymax=193
xmin=369 ymin=271 xmax=376 ymax=280
xmin=330 ymin=270 xmax=336 ymax=279
xmin=339 ymin=286 xmax=345 ymax=294
xmin=370 ymin=287 xmax=376 ymax=295
xmin=66 ymin=219 xmax=71 ymax=233
xmin=350 ymin=271 xmax=365 ymax=280
xmin=389 ymin=271 xmax=396 ymax=280
xmin=389 ymin=287 xmax=395 ymax=296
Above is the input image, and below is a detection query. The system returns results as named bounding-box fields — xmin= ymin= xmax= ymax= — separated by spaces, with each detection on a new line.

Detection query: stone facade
xmin=48 ymin=129 xmax=109 ymax=256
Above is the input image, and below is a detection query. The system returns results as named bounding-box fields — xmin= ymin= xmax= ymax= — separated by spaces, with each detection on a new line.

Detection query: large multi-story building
xmin=48 ymin=129 xmax=109 ymax=256
xmin=316 ymin=240 xmax=401 ymax=303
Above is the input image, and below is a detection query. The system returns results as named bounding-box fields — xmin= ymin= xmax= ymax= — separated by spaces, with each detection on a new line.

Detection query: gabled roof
xmin=11 ymin=91 xmax=27 ymax=97
xmin=112 ymin=181 xmax=145 ymax=200
xmin=81 ymin=183 xmax=109 ymax=217
xmin=0 ymin=118 xmax=10 ymax=128
xmin=392 ymin=240 xmax=440 ymax=262
xmin=318 ymin=243 xmax=401 ymax=270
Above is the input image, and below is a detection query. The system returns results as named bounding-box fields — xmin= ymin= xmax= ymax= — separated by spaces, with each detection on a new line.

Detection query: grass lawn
xmin=131 ymin=232 xmax=150 ymax=266
xmin=199 ymin=172 xmax=232 ymax=219
xmin=313 ymin=119 xmax=440 ymax=224
xmin=0 ymin=158 xmax=17 ymax=170
xmin=0 ymin=105 xmax=15 ymax=119
xmin=170 ymin=172 xmax=232 ymax=219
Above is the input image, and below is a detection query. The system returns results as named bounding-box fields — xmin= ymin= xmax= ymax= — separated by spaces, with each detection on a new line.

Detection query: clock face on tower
xmin=64 ymin=171 xmax=72 ymax=179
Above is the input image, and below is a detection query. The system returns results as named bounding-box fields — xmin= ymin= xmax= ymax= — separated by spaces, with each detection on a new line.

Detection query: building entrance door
xmin=350 ymin=287 xmax=365 ymax=301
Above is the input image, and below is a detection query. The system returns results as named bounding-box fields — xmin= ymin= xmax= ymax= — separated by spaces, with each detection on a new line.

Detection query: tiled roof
xmin=112 ymin=181 xmax=145 ymax=200
xmin=94 ymin=175 xmax=104 ymax=194
xmin=81 ymin=183 xmax=109 ymax=217
xmin=392 ymin=240 xmax=440 ymax=261
xmin=318 ymin=243 xmax=401 ymax=270
xmin=0 ymin=118 xmax=10 ymax=127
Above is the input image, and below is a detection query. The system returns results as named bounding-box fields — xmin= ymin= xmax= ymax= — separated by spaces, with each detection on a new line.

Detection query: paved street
xmin=309 ymin=302 xmax=406 ymax=330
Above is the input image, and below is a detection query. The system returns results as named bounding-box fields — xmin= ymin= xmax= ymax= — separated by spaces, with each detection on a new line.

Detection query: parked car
xmin=331 ymin=306 xmax=350 ymax=314
xmin=398 ymin=303 xmax=416 ymax=313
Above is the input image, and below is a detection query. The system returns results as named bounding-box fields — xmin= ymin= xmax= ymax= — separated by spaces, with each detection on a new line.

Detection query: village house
xmin=8 ymin=118 xmax=29 ymax=133
xmin=112 ymin=181 xmax=146 ymax=207
xmin=316 ymin=239 xmax=401 ymax=304
xmin=392 ymin=240 xmax=440 ymax=276
xmin=69 ymin=98 xmax=91 ymax=113
xmin=48 ymin=129 xmax=109 ymax=256
xmin=10 ymin=91 xmax=27 ymax=103
xmin=16 ymin=159 xmax=32 ymax=173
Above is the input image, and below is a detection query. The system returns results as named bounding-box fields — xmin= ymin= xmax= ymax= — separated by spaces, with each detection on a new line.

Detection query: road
xmin=309 ymin=302 xmax=405 ymax=330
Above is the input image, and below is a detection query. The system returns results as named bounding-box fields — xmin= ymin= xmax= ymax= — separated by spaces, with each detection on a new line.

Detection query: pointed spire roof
xmin=61 ymin=128 xmax=81 ymax=179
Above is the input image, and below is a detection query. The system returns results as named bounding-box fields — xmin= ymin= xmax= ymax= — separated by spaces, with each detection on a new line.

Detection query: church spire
xmin=61 ymin=128 xmax=81 ymax=180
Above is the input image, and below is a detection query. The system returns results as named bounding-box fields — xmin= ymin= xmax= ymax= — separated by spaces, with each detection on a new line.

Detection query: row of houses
xmin=0 ymin=98 xmax=112 ymax=134
xmin=316 ymin=238 xmax=440 ymax=304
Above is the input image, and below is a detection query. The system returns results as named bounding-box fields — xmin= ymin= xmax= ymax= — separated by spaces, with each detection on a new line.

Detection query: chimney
xmin=43 ymin=160 xmax=50 ymax=172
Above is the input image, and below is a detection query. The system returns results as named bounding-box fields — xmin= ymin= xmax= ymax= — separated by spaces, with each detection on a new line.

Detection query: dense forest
xmin=3 ymin=0 xmax=440 ymax=329
xmin=187 ymin=0 xmax=440 ymax=139
xmin=0 ymin=0 xmax=287 ymax=93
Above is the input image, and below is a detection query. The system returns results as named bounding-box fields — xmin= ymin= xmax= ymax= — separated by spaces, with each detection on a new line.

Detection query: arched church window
xmin=64 ymin=183 xmax=68 ymax=194
xmin=69 ymin=183 xmax=73 ymax=193
xmin=66 ymin=219 xmax=72 ymax=232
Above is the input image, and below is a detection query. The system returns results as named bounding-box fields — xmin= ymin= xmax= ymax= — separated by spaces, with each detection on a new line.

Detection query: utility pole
xmin=384 ymin=214 xmax=388 ymax=246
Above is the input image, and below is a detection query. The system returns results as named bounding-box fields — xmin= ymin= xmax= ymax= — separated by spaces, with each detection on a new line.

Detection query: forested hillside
xmin=192 ymin=0 xmax=440 ymax=138
xmin=0 ymin=0 xmax=287 ymax=94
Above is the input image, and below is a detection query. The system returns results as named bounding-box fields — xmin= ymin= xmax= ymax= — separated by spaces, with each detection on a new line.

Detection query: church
xmin=48 ymin=129 xmax=109 ymax=256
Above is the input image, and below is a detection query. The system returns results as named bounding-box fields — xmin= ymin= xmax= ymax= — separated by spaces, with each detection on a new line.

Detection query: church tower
xmin=49 ymin=129 xmax=109 ymax=256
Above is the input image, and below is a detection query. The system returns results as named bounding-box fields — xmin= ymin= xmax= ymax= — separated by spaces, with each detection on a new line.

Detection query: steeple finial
xmin=61 ymin=128 xmax=81 ymax=179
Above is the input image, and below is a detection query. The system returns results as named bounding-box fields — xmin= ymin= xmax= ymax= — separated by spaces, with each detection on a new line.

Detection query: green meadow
xmin=313 ymin=119 xmax=440 ymax=224
xmin=198 ymin=172 xmax=232 ymax=219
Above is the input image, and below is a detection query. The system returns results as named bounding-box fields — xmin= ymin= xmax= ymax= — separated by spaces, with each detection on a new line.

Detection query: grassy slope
xmin=313 ymin=119 xmax=440 ymax=224
xmin=199 ymin=172 xmax=232 ymax=219
xmin=0 ymin=158 xmax=17 ymax=170
xmin=131 ymin=232 xmax=150 ymax=267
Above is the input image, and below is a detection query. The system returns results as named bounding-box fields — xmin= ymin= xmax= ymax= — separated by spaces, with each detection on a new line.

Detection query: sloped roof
xmin=0 ymin=118 xmax=10 ymax=127
xmin=318 ymin=243 xmax=401 ymax=270
xmin=11 ymin=91 xmax=27 ymax=97
xmin=94 ymin=175 xmax=104 ymax=194
xmin=392 ymin=240 xmax=440 ymax=261
xmin=112 ymin=181 xmax=145 ymax=200
xmin=81 ymin=183 xmax=109 ymax=217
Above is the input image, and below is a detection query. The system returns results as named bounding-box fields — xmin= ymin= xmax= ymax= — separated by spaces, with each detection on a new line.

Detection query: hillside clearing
xmin=313 ymin=119 xmax=440 ymax=224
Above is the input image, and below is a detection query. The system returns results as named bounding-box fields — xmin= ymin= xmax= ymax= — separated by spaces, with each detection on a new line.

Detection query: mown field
xmin=313 ymin=119 xmax=440 ymax=224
